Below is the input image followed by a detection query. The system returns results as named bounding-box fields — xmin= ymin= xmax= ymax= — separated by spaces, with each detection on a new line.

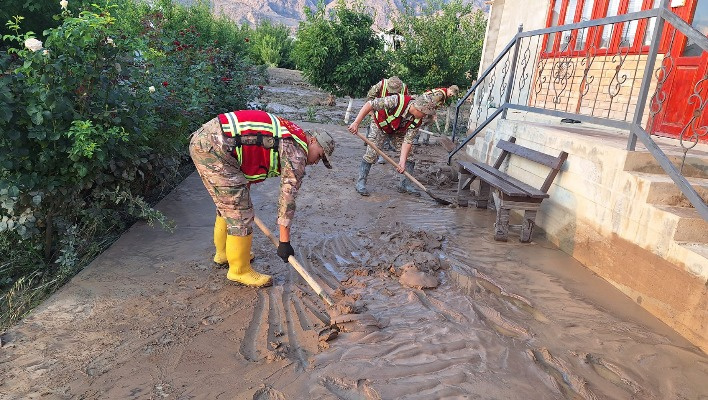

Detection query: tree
xmin=392 ymin=0 xmax=486 ymax=92
xmin=247 ymin=20 xmax=295 ymax=69
xmin=292 ymin=0 xmax=388 ymax=122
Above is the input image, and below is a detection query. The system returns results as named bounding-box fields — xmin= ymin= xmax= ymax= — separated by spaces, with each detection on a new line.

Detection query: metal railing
xmin=448 ymin=0 xmax=708 ymax=221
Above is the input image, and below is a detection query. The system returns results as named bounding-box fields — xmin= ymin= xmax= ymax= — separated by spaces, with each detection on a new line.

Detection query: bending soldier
xmin=416 ymin=85 xmax=460 ymax=145
xmin=189 ymin=110 xmax=335 ymax=287
xmin=347 ymin=93 xmax=437 ymax=197
xmin=366 ymin=76 xmax=409 ymax=159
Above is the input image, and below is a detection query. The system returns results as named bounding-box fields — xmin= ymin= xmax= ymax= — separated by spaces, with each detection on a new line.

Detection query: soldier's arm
xmin=366 ymin=81 xmax=382 ymax=100
xmin=277 ymin=139 xmax=307 ymax=237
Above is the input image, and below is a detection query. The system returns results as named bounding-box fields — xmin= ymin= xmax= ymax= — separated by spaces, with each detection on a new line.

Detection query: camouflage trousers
xmin=189 ymin=117 xmax=253 ymax=236
xmin=362 ymin=122 xmax=415 ymax=164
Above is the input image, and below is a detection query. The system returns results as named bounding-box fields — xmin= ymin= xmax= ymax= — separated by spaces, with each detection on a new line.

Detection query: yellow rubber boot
xmin=226 ymin=234 xmax=272 ymax=287
xmin=213 ymin=216 xmax=228 ymax=265
xmin=214 ymin=216 xmax=254 ymax=265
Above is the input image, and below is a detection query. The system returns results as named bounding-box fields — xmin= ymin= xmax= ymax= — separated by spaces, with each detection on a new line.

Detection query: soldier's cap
xmin=387 ymin=76 xmax=404 ymax=93
xmin=310 ymin=129 xmax=335 ymax=169
xmin=448 ymin=85 xmax=460 ymax=97
xmin=412 ymin=94 xmax=438 ymax=116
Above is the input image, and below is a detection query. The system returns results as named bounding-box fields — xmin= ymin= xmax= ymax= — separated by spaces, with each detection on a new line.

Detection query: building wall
xmin=479 ymin=0 xmax=550 ymax=75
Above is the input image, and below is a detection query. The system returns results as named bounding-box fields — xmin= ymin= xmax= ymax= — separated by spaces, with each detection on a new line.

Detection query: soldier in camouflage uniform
xmin=190 ymin=110 xmax=335 ymax=287
xmin=347 ymin=93 xmax=437 ymax=196
xmin=416 ymin=85 xmax=460 ymax=145
xmin=366 ymin=76 xmax=409 ymax=163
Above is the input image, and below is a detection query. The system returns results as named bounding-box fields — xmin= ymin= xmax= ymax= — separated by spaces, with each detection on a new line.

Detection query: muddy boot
xmin=397 ymin=161 xmax=421 ymax=196
xmin=356 ymin=161 xmax=373 ymax=196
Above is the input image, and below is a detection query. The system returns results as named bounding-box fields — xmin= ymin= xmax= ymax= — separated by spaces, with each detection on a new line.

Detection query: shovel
xmin=355 ymin=133 xmax=453 ymax=205
xmin=253 ymin=215 xmax=335 ymax=307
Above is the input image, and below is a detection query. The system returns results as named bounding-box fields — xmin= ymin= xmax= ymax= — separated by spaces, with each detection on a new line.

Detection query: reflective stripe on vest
xmin=219 ymin=111 xmax=308 ymax=182
xmin=373 ymin=94 xmax=421 ymax=135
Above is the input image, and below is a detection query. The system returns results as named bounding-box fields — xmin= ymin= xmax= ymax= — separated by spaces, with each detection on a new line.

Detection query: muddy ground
xmin=1 ymin=68 xmax=707 ymax=399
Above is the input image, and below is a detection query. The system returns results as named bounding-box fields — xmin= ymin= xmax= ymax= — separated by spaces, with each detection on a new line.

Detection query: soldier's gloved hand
xmin=277 ymin=241 xmax=295 ymax=263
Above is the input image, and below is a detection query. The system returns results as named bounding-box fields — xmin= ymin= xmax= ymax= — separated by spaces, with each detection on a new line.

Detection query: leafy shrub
xmin=292 ymin=0 xmax=387 ymax=98
xmin=0 ymin=0 xmax=265 ymax=328
xmin=392 ymin=0 xmax=486 ymax=91
xmin=246 ymin=20 xmax=295 ymax=68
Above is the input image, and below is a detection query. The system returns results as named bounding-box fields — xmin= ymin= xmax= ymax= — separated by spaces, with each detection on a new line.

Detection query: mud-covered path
xmin=1 ymin=69 xmax=707 ymax=399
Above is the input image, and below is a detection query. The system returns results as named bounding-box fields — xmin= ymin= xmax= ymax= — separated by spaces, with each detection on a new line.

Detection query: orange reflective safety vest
xmin=373 ymin=93 xmax=422 ymax=135
xmin=377 ymin=78 xmax=410 ymax=98
xmin=218 ymin=110 xmax=308 ymax=183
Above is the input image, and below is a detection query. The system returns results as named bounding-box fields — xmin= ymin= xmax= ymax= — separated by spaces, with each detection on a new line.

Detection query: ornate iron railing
xmin=449 ymin=0 xmax=708 ymax=221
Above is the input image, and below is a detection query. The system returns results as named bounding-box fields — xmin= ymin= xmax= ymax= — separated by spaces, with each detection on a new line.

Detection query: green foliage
xmin=0 ymin=0 xmax=95 ymax=46
xmin=0 ymin=0 xmax=265 ymax=329
xmin=246 ymin=20 xmax=295 ymax=68
xmin=392 ymin=0 xmax=486 ymax=91
xmin=292 ymin=0 xmax=387 ymax=98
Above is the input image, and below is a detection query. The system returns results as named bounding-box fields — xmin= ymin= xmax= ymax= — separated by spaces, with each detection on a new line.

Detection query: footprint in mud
xmin=581 ymin=353 xmax=643 ymax=395
xmin=253 ymin=385 xmax=286 ymax=400
xmin=314 ymin=377 xmax=381 ymax=400
xmin=528 ymin=348 xmax=597 ymax=400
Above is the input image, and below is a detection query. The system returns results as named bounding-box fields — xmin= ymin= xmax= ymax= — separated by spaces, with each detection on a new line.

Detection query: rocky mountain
xmin=204 ymin=0 xmax=488 ymax=31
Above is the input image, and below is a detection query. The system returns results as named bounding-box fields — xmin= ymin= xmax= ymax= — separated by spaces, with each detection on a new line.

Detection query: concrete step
xmin=624 ymin=151 xmax=708 ymax=179
xmin=652 ymin=204 xmax=708 ymax=244
xmin=673 ymin=242 xmax=708 ymax=280
xmin=629 ymin=172 xmax=708 ymax=207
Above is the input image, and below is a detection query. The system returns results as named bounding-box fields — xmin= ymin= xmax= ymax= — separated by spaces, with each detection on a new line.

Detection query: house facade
xmin=463 ymin=0 xmax=708 ymax=351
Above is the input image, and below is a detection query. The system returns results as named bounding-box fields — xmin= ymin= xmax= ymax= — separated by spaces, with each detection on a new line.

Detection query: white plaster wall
xmin=488 ymin=0 xmax=550 ymax=70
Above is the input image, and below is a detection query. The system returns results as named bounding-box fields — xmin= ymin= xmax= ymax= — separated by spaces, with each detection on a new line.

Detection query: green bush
xmin=392 ymin=0 xmax=486 ymax=91
xmin=246 ymin=20 xmax=295 ymax=68
xmin=292 ymin=0 xmax=387 ymax=98
xmin=0 ymin=0 xmax=265 ymax=328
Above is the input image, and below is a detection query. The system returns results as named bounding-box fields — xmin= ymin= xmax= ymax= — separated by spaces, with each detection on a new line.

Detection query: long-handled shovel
xmin=355 ymin=133 xmax=452 ymax=205
xmin=253 ymin=215 xmax=335 ymax=307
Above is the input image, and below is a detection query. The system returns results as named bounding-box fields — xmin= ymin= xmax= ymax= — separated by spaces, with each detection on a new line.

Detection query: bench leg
xmin=520 ymin=210 xmax=537 ymax=243
xmin=457 ymin=169 xmax=473 ymax=207
xmin=475 ymin=181 xmax=491 ymax=209
xmin=494 ymin=206 xmax=510 ymax=242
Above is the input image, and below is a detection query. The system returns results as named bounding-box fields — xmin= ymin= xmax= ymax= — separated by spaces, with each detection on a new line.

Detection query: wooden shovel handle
xmin=356 ymin=133 xmax=429 ymax=193
xmin=253 ymin=216 xmax=334 ymax=307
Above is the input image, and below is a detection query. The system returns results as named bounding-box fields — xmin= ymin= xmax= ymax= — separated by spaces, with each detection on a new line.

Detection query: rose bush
xmin=0 ymin=0 xmax=265 ymax=327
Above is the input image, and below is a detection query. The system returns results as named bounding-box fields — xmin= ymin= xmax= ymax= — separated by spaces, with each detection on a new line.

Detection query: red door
xmin=652 ymin=0 xmax=708 ymax=142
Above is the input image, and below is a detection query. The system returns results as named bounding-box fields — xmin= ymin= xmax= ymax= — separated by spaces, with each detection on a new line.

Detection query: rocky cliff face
xmin=205 ymin=0 xmax=488 ymax=31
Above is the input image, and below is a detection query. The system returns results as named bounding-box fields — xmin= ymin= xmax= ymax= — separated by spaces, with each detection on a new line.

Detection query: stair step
xmin=630 ymin=172 xmax=708 ymax=206
xmin=624 ymin=151 xmax=708 ymax=179
xmin=652 ymin=205 xmax=708 ymax=243
xmin=675 ymin=242 xmax=708 ymax=279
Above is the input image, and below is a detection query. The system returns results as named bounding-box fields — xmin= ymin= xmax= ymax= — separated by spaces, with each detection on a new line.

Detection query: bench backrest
xmin=492 ymin=137 xmax=568 ymax=193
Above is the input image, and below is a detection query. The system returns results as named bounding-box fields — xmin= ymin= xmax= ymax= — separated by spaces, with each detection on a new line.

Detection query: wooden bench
xmin=456 ymin=137 xmax=568 ymax=242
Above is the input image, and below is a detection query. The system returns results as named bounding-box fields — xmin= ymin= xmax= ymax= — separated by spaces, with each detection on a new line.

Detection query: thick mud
xmin=1 ymin=68 xmax=706 ymax=399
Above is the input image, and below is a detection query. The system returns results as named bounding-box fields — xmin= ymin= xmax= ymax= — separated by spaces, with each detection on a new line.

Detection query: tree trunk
xmin=344 ymin=97 xmax=354 ymax=124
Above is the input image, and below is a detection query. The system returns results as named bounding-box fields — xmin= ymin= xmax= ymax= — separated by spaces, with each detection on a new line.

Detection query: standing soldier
xmin=416 ymin=85 xmax=460 ymax=145
xmin=189 ymin=110 xmax=335 ymax=287
xmin=347 ymin=92 xmax=437 ymax=197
